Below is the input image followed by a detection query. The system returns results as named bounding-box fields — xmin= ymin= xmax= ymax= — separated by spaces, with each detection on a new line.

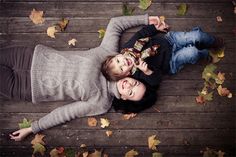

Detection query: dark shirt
xmin=122 ymin=25 xmax=172 ymax=87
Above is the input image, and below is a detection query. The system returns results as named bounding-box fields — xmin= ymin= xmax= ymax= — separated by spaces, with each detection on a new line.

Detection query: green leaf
xmin=32 ymin=143 xmax=46 ymax=156
xmin=97 ymin=28 xmax=106 ymax=39
xmin=18 ymin=118 xmax=32 ymax=129
xmin=202 ymin=64 xmax=217 ymax=82
xmin=138 ymin=0 xmax=152 ymax=10
xmin=64 ymin=148 xmax=75 ymax=157
xmin=152 ymin=152 xmax=163 ymax=157
xmin=122 ymin=3 xmax=135 ymax=16
xmin=177 ymin=3 xmax=188 ymax=16
xmin=203 ymin=92 xmax=213 ymax=101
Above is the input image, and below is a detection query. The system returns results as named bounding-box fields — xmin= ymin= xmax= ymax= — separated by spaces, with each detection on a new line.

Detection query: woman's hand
xmin=149 ymin=16 xmax=170 ymax=33
xmin=9 ymin=127 xmax=33 ymax=141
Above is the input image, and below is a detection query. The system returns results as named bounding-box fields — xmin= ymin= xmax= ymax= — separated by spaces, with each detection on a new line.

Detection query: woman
xmin=1 ymin=14 xmax=160 ymax=141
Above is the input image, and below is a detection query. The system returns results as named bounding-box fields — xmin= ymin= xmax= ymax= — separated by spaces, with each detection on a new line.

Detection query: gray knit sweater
xmin=30 ymin=14 xmax=149 ymax=133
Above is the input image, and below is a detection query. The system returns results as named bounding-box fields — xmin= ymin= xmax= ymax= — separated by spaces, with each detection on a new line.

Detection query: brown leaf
xmin=105 ymin=130 xmax=113 ymax=137
xmin=32 ymin=143 xmax=46 ymax=156
xmin=31 ymin=134 xmax=45 ymax=145
xmin=215 ymin=72 xmax=225 ymax=85
xmin=57 ymin=18 xmax=69 ymax=31
xmin=195 ymin=95 xmax=205 ymax=104
xmin=125 ymin=149 xmax=138 ymax=157
xmin=216 ymin=16 xmax=223 ymax=22
xmin=47 ymin=26 xmax=58 ymax=38
xmin=29 ymin=8 xmax=45 ymax=24
xmin=123 ymin=113 xmax=137 ymax=120
xmin=148 ymin=135 xmax=161 ymax=150
xmin=88 ymin=117 xmax=97 ymax=127
xmin=217 ymin=85 xmax=230 ymax=96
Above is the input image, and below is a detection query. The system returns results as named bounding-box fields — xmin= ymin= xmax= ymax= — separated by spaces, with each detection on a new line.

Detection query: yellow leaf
xmin=105 ymin=130 xmax=113 ymax=137
xmin=217 ymin=85 xmax=230 ymax=97
xmin=31 ymin=134 xmax=45 ymax=145
xmin=47 ymin=26 xmax=58 ymax=38
xmin=50 ymin=148 xmax=60 ymax=157
xmin=88 ymin=117 xmax=97 ymax=127
xmin=29 ymin=8 xmax=45 ymax=24
xmin=148 ymin=135 xmax=161 ymax=150
xmin=123 ymin=113 xmax=137 ymax=120
xmin=68 ymin=38 xmax=77 ymax=46
xmin=88 ymin=149 xmax=102 ymax=157
xmin=57 ymin=18 xmax=69 ymax=31
xmin=159 ymin=16 xmax=165 ymax=22
xmin=100 ymin=118 xmax=110 ymax=128
xmin=125 ymin=149 xmax=138 ymax=157
xmin=98 ymin=29 xmax=106 ymax=39
xmin=227 ymin=93 xmax=232 ymax=98
xmin=32 ymin=143 xmax=46 ymax=155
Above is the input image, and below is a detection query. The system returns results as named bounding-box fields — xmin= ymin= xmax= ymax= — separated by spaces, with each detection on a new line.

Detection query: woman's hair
xmin=112 ymin=82 xmax=157 ymax=114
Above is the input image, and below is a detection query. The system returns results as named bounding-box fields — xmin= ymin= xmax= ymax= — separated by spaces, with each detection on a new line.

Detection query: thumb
xmin=12 ymin=130 xmax=20 ymax=135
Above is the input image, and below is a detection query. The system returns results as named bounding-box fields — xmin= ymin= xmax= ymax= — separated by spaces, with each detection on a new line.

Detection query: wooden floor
xmin=0 ymin=0 xmax=236 ymax=157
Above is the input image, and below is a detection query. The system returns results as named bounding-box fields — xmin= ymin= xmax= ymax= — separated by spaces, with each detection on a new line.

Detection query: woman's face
xmin=117 ymin=77 xmax=146 ymax=101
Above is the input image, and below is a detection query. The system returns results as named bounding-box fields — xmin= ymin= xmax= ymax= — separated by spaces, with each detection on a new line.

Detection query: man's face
xmin=117 ymin=77 xmax=146 ymax=101
xmin=109 ymin=54 xmax=135 ymax=76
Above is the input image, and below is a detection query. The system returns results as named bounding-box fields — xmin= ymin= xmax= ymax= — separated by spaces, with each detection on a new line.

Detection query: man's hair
xmin=101 ymin=55 xmax=127 ymax=81
xmin=112 ymin=82 xmax=157 ymax=114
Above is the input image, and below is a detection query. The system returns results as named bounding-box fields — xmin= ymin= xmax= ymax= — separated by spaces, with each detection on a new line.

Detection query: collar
xmin=107 ymin=81 xmax=120 ymax=99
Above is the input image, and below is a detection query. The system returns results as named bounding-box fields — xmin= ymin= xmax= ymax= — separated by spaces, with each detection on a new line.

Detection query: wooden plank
xmin=1 ymin=112 xmax=235 ymax=129
xmin=0 ymin=95 xmax=235 ymax=113
xmin=0 ymin=2 xmax=234 ymax=18
xmin=1 ymin=17 xmax=235 ymax=33
xmin=1 ymin=0 xmax=233 ymax=2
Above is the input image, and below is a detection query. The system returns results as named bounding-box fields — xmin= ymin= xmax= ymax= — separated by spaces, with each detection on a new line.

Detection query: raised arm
xmin=100 ymin=14 xmax=149 ymax=53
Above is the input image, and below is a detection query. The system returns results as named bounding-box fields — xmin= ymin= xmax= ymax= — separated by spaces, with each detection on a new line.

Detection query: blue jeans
xmin=165 ymin=27 xmax=215 ymax=74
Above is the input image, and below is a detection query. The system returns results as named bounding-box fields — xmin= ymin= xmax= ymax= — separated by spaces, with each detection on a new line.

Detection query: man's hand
xmin=135 ymin=59 xmax=153 ymax=75
xmin=9 ymin=127 xmax=33 ymax=141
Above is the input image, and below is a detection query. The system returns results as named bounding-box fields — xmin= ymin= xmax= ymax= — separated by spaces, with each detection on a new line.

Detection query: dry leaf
xmin=80 ymin=144 xmax=87 ymax=148
xmin=217 ymin=85 xmax=231 ymax=97
xmin=18 ymin=118 xmax=32 ymax=129
xmin=88 ymin=117 xmax=97 ymax=127
xmin=123 ymin=113 xmax=137 ymax=120
xmin=195 ymin=95 xmax=205 ymax=104
xmin=50 ymin=148 xmax=64 ymax=157
xmin=32 ymin=143 xmax=46 ymax=156
xmin=100 ymin=118 xmax=110 ymax=128
xmin=98 ymin=29 xmax=106 ymax=39
xmin=29 ymin=8 xmax=45 ymax=24
xmin=57 ymin=18 xmax=69 ymax=31
xmin=31 ymin=134 xmax=45 ymax=145
xmin=148 ymin=135 xmax=161 ymax=150
xmin=215 ymin=72 xmax=225 ymax=85
xmin=125 ymin=149 xmax=138 ymax=157
xmin=105 ymin=130 xmax=113 ymax=137
xmin=159 ymin=16 xmax=165 ymax=22
xmin=88 ymin=149 xmax=102 ymax=157
xmin=68 ymin=38 xmax=77 ymax=46
xmin=138 ymin=0 xmax=152 ymax=10
xmin=216 ymin=16 xmax=223 ymax=22
xmin=47 ymin=26 xmax=58 ymax=38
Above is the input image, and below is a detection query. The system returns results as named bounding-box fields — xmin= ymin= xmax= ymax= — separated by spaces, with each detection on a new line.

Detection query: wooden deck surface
xmin=0 ymin=0 xmax=236 ymax=157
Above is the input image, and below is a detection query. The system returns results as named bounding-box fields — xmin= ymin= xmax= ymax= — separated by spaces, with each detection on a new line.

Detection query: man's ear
xmin=121 ymin=95 xmax=127 ymax=100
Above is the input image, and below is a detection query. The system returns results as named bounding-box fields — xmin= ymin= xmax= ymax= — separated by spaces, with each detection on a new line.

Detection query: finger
xmin=12 ymin=130 xmax=20 ymax=135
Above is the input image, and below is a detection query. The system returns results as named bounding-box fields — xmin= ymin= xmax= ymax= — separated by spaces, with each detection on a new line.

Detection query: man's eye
xmin=120 ymin=67 xmax=123 ymax=71
xmin=117 ymin=59 xmax=119 ymax=63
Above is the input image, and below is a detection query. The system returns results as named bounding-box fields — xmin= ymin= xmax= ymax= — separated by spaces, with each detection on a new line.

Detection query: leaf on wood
xmin=88 ymin=149 xmax=102 ymax=157
xmin=138 ymin=0 xmax=152 ymax=10
xmin=88 ymin=117 xmax=98 ymax=127
xmin=215 ymin=72 xmax=225 ymax=85
xmin=56 ymin=18 xmax=69 ymax=31
xmin=216 ymin=16 xmax=223 ymax=22
xmin=148 ymin=135 xmax=161 ymax=150
xmin=217 ymin=85 xmax=231 ymax=97
xmin=68 ymin=38 xmax=77 ymax=46
xmin=125 ymin=149 xmax=139 ymax=157
xmin=32 ymin=143 xmax=46 ymax=156
xmin=31 ymin=134 xmax=45 ymax=145
xmin=204 ymin=92 xmax=213 ymax=101
xmin=123 ymin=113 xmax=137 ymax=120
xmin=29 ymin=8 xmax=45 ymax=24
xmin=47 ymin=26 xmax=58 ymax=38
xmin=195 ymin=95 xmax=205 ymax=104
xmin=64 ymin=148 xmax=76 ymax=157
xmin=18 ymin=118 xmax=32 ymax=129
xmin=177 ymin=3 xmax=188 ymax=16
xmin=98 ymin=29 xmax=106 ymax=39
xmin=202 ymin=64 xmax=217 ymax=82
xmin=152 ymin=152 xmax=163 ymax=157
xmin=80 ymin=144 xmax=87 ymax=148
xmin=159 ymin=16 xmax=165 ymax=22
xmin=105 ymin=130 xmax=113 ymax=137
xmin=201 ymin=147 xmax=225 ymax=157
xmin=50 ymin=147 xmax=65 ymax=157
xmin=100 ymin=118 xmax=110 ymax=128
xmin=122 ymin=3 xmax=135 ymax=16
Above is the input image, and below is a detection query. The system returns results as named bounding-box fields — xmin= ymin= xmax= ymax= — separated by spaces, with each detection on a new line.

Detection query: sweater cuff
xmin=144 ymin=14 xmax=149 ymax=25
xmin=31 ymin=121 xmax=41 ymax=134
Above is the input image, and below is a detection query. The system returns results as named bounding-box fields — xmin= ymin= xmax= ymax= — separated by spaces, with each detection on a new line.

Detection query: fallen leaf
xmin=68 ymin=38 xmax=77 ymax=46
xmin=148 ymin=135 xmax=161 ymax=150
xmin=202 ymin=64 xmax=217 ymax=82
xmin=177 ymin=3 xmax=187 ymax=16
xmin=88 ymin=149 xmax=102 ymax=157
xmin=32 ymin=143 xmax=46 ymax=156
xmin=18 ymin=118 xmax=32 ymax=129
xmin=123 ymin=113 xmax=137 ymax=120
xmin=122 ymin=3 xmax=135 ymax=16
xmin=215 ymin=72 xmax=225 ymax=85
xmin=50 ymin=148 xmax=64 ymax=157
xmin=204 ymin=92 xmax=213 ymax=101
xmin=105 ymin=130 xmax=113 ymax=137
xmin=217 ymin=85 xmax=231 ymax=97
xmin=125 ymin=149 xmax=138 ymax=157
xmin=138 ymin=0 xmax=152 ymax=10
xmin=47 ymin=26 xmax=58 ymax=38
xmin=64 ymin=148 xmax=76 ymax=157
xmin=227 ymin=93 xmax=232 ymax=98
xmin=195 ymin=95 xmax=205 ymax=104
xmin=98 ymin=29 xmax=106 ymax=39
xmin=159 ymin=16 xmax=165 ymax=22
xmin=29 ymin=8 xmax=45 ymax=24
xmin=80 ymin=144 xmax=87 ymax=148
xmin=31 ymin=134 xmax=45 ymax=145
xmin=201 ymin=147 xmax=225 ymax=157
xmin=216 ymin=16 xmax=223 ymax=22
xmin=57 ymin=18 xmax=69 ymax=31
xmin=100 ymin=118 xmax=110 ymax=128
xmin=152 ymin=152 xmax=163 ymax=157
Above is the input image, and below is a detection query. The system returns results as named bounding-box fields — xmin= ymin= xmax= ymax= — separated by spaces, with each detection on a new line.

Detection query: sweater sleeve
xmin=31 ymin=99 xmax=109 ymax=133
xmin=100 ymin=14 xmax=149 ymax=53
xmin=122 ymin=25 xmax=159 ymax=49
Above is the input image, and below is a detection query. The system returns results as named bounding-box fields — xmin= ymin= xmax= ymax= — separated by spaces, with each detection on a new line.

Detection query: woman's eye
xmin=120 ymin=67 xmax=123 ymax=71
xmin=129 ymin=90 xmax=133 ymax=96
xmin=117 ymin=59 xmax=119 ymax=63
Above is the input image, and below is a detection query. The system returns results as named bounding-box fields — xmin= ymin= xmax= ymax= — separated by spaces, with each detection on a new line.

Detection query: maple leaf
xmin=152 ymin=152 xmax=163 ymax=157
xmin=98 ymin=29 xmax=106 ymax=39
xmin=216 ymin=16 xmax=223 ymax=22
xmin=204 ymin=92 xmax=213 ymax=101
xmin=47 ymin=26 xmax=58 ymax=38
xmin=125 ymin=149 xmax=139 ymax=157
xmin=31 ymin=134 xmax=45 ymax=145
xmin=105 ymin=130 xmax=113 ymax=137
xmin=123 ymin=113 xmax=137 ymax=120
xmin=195 ymin=95 xmax=205 ymax=104
xmin=88 ymin=149 xmax=102 ymax=157
xmin=29 ymin=8 xmax=45 ymax=24
xmin=217 ymin=85 xmax=231 ymax=97
xmin=148 ymin=135 xmax=161 ymax=150
xmin=56 ymin=18 xmax=69 ymax=31
xmin=100 ymin=118 xmax=110 ymax=128
xmin=177 ymin=3 xmax=187 ymax=16
xmin=18 ymin=118 xmax=32 ymax=129
xmin=32 ymin=143 xmax=46 ymax=156
xmin=88 ymin=117 xmax=98 ymax=127
xmin=50 ymin=147 xmax=65 ymax=157
xmin=159 ymin=16 xmax=165 ymax=22
xmin=138 ymin=0 xmax=152 ymax=10
xmin=215 ymin=72 xmax=225 ymax=85
xmin=68 ymin=38 xmax=77 ymax=46
xmin=202 ymin=64 xmax=217 ymax=82
xmin=122 ymin=3 xmax=135 ymax=16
